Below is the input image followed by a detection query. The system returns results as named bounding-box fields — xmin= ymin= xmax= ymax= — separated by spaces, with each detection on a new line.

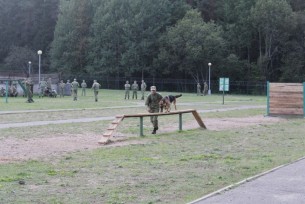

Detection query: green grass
xmin=1 ymin=91 xmax=304 ymax=203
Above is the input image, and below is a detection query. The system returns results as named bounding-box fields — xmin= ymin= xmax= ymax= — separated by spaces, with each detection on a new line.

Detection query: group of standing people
xmin=57 ymin=79 xmax=101 ymax=101
xmin=124 ymin=80 xmax=147 ymax=100
xmin=197 ymin=82 xmax=208 ymax=96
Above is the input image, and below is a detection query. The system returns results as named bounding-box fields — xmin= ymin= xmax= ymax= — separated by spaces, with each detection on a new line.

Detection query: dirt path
xmin=1 ymin=106 xmax=281 ymax=163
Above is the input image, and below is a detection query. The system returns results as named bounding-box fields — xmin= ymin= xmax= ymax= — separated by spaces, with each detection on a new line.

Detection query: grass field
xmin=0 ymin=89 xmax=304 ymax=204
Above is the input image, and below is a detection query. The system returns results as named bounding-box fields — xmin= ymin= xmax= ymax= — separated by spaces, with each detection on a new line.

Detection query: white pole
xmin=208 ymin=62 xmax=212 ymax=95
xmin=37 ymin=50 xmax=42 ymax=84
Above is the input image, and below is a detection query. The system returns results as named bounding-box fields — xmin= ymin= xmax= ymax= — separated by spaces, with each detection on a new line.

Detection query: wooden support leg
xmin=179 ymin=113 xmax=182 ymax=131
xmin=140 ymin=116 xmax=144 ymax=136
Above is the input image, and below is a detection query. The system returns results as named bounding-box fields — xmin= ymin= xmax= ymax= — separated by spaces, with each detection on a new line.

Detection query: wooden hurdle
xmin=267 ymin=82 xmax=305 ymax=117
xmin=98 ymin=109 xmax=206 ymax=144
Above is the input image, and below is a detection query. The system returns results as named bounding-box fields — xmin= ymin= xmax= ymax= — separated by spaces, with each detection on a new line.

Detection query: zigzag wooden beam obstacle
xmin=98 ymin=109 xmax=206 ymax=144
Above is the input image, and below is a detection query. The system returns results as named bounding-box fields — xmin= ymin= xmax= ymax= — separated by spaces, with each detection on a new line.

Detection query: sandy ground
xmin=0 ymin=115 xmax=284 ymax=163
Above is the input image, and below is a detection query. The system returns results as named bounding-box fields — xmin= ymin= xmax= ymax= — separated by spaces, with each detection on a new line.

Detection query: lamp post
xmin=28 ymin=61 xmax=31 ymax=75
xmin=208 ymin=62 xmax=212 ymax=95
xmin=37 ymin=50 xmax=42 ymax=84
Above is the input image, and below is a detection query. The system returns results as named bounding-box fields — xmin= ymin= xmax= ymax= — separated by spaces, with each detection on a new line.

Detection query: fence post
xmin=303 ymin=82 xmax=305 ymax=118
xmin=266 ymin=81 xmax=270 ymax=116
xmin=140 ymin=117 xmax=144 ymax=136
xmin=179 ymin=113 xmax=182 ymax=131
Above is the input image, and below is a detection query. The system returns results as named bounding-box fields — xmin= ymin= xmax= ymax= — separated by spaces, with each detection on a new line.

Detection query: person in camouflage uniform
xmin=39 ymin=78 xmax=47 ymax=98
xmin=47 ymin=78 xmax=52 ymax=89
xmin=81 ymin=80 xmax=87 ymax=96
xmin=145 ymin=86 xmax=162 ymax=134
xmin=25 ymin=78 xmax=34 ymax=103
xmin=65 ymin=80 xmax=71 ymax=96
xmin=203 ymin=82 xmax=208 ymax=96
xmin=9 ymin=84 xmax=18 ymax=97
xmin=197 ymin=83 xmax=201 ymax=96
xmin=124 ymin=81 xmax=130 ymax=100
xmin=91 ymin=80 xmax=101 ymax=102
xmin=71 ymin=78 xmax=79 ymax=101
xmin=131 ymin=80 xmax=139 ymax=100
xmin=141 ymin=80 xmax=147 ymax=100
xmin=59 ymin=80 xmax=65 ymax=97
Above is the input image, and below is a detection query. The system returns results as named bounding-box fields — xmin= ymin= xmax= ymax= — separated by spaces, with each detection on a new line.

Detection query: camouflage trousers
xmin=149 ymin=108 xmax=159 ymax=129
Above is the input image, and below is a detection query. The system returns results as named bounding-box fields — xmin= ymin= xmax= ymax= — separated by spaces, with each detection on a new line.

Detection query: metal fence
xmin=74 ymin=76 xmax=267 ymax=95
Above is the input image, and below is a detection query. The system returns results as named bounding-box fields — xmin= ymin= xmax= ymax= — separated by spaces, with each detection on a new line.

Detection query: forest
xmin=1 ymin=0 xmax=305 ymax=83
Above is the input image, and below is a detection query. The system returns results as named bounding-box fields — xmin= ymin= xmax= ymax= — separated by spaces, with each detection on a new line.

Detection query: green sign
xmin=219 ymin=78 xmax=229 ymax=91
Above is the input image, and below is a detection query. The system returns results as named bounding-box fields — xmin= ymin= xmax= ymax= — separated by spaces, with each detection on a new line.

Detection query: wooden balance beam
xmin=98 ymin=109 xmax=206 ymax=144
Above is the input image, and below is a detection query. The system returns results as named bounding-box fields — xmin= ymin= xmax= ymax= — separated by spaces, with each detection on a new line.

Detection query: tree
xmin=156 ymin=9 xmax=226 ymax=83
xmin=251 ymin=0 xmax=296 ymax=81
xmin=4 ymin=46 xmax=37 ymax=76
xmin=50 ymin=0 xmax=93 ymax=77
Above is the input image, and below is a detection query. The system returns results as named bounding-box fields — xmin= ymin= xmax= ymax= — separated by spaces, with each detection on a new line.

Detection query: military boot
xmin=151 ymin=127 xmax=157 ymax=134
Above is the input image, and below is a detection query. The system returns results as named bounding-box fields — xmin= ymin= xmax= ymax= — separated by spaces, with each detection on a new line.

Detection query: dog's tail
xmin=175 ymin=94 xmax=182 ymax=98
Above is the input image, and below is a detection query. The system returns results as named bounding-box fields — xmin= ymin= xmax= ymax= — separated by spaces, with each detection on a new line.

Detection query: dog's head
xmin=159 ymin=99 xmax=166 ymax=112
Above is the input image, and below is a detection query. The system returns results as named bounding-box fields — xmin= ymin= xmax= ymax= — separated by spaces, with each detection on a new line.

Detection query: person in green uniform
xmin=91 ymin=80 xmax=101 ymax=102
xmin=39 ymin=78 xmax=47 ymax=98
xmin=203 ymin=82 xmax=208 ymax=96
xmin=71 ymin=78 xmax=79 ymax=101
xmin=141 ymin=80 xmax=147 ymax=100
xmin=131 ymin=80 xmax=139 ymax=100
xmin=59 ymin=80 xmax=65 ymax=97
xmin=145 ymin=86 xmax=162 ymax=134
xmin=81 ymin=80 xmax=87 ymax=96
xmin=124 ymin=81 xmax=130 ymax=100
xmin=25 ymin=78 xmax=34 ymax=103
xmin=197 ymin=83 xmax=201 ymax=96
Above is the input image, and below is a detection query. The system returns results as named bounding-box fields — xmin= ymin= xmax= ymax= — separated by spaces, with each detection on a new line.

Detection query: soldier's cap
xmin=94 ymin=80 xmax=97 ymax=82
xmin=150 ymin=86 xmax=156 ymax=91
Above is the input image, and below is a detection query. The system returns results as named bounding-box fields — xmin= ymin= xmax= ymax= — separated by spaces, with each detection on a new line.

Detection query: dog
xmin=159 ymin=94 xmax=182 ymax=113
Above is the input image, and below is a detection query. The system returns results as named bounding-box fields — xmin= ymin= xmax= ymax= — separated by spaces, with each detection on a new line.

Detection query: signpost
xmin=219 ymin=77 xmax=229 ymax=104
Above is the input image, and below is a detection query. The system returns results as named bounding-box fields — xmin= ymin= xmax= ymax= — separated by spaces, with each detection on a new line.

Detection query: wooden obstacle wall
xmin=268 ymin=82 xmax=304 ymax=115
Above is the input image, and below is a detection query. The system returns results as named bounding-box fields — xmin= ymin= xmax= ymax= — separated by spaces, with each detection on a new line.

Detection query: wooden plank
xmin=107 ymin=124 xmax=118 ymax=130
xmin=270 ymin=83 xmax=303 ymax=92
xmin=103 ymin=130 xmax=114 ymax=137
xmin=269 ymin=108 xmax=303 ymax=115
xmin=98 ymin=137 xmax=111 ymax=144
xmin=269 ymin=94 xmax=303 ymax=100
xmin=191 ymin=111 xmax=206 ymax=129
xmin=123 ymin=109 xmax=196 ymax=117
xmin=269 ymin=101 xmax=303 ymax=108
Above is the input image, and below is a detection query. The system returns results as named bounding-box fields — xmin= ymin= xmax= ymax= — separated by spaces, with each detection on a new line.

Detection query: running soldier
xmin=145 ymin=86 xmax=162 ymax=134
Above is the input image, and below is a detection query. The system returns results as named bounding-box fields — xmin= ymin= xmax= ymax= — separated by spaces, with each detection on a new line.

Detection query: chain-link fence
xmin=69 ymin=76 xmax=267 ymax=95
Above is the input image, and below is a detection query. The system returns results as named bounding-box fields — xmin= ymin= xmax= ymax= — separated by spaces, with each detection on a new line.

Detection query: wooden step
xmin=103 ymin=130 xmax=114 ymax=137
xmin=98 ymin=137 xmax=110 ymax=144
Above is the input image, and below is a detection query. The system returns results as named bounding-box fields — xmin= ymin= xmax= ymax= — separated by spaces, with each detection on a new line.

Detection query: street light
xmin=28 ymin=61 xmax=31 ymax=75
xmin=208 ymin=62 xmax=212 ymax=95
xmin=37 ymin=50 xmax=42 ymax=84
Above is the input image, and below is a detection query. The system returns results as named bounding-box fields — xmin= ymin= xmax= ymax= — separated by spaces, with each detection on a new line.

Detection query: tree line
xmin=1 ymin=0 xmax=305 ymax=83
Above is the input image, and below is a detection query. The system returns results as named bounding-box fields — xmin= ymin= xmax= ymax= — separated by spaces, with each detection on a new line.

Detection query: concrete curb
xmin=188 ymin=156 xmax=305 ymax=204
